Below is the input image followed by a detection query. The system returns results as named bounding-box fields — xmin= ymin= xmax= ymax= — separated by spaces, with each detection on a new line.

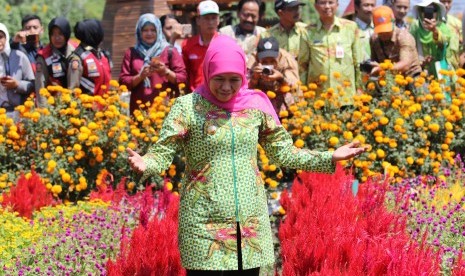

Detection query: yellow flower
xmin=319 ymin=75 xmax=328 ymax=82
xmin=279 ymin=110 xmax=289 ymax=118
xmin=266 ymin=91 xmax=276 ymax=99
xmin=329 ymin=136 xmax=339 ymax=146
xmin=62 ymin=173 xmax=71 ymax=183
xmin=368 ymin=153 xmax=377 ymax=160
xmin=373 ymin=109 xmax=383 ymax=116
xmin=428 ymin=123 xmax=440 ymax=133
xmin=376 ymin=149 xmax=385 ymax=158
xmin=414 ymin=119 xmax=424 ymax=128
xmin=379 ymin=117 xmax=389 ymax=125
xmin=445 ymin=122 xmax=453 ymax=131
xmin=294 ymin=139 xmax=305 ymax=148
xmin=395 ymin=118 xmax=404 ymax=126
xmin=47 ymin=160 xmax=57 ymax=169
xmin=51 ymin=185 xmax=62 ymax=195
xmin=47 ymin=97 xmax=55 ymax=105
xmin=280 ymin=85 xmax=291 ymax=93
xmin=406 ymin=157 xmax=414 ymax=165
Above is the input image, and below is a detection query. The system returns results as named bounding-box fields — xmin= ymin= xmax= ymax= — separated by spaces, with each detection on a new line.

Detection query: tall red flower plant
xmin=1 ymin=170 xmax=56 ymax=219
xmin=279 ymin=165 xmax=441 ymax=275
xmin=106 ymin=189 xmax=185 ymax=276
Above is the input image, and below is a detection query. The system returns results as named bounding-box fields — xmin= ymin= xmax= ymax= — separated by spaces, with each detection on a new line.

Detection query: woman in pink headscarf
xmin=127 ymin=35 xmax=365 ymax=275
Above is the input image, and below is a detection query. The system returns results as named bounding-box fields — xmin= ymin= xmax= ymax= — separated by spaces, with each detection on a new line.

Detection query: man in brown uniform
xmin=369 ymin=5 xmax=422 ymax=78
xmin=247 ymin=37 xmax=299 ymax=113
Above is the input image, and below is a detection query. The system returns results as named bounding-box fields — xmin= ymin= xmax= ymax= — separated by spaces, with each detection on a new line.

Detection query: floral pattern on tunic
xmin=142 ymin=93 xmax=335 ymax=270
xmin=206 ymin=215 xmax=262 ymax=266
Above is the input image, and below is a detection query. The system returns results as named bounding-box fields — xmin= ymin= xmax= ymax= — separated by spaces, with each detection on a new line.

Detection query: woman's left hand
xmin=152 ymin=61 xmax=168 ymax=75
xmin=332 ymin=140 xmax=366 ymax=162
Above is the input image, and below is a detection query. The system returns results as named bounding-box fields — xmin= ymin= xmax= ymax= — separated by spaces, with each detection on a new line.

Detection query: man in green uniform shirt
xmin=298 ymin=0 xmax=362 ymax=106
xmin=261 ymin=0 xmax=307 ymax=60
xmin=439 ymin=0 xmax=462 ymax=70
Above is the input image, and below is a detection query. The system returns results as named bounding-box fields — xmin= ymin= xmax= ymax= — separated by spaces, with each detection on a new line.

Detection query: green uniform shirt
xmin=298 ymin=17 xmax=362 ymax=106
xmin=445 ymin=14 xmax=462 ymax=70
xmin=142 ymin=93 xmax=335 ymax=270
xmin=261 ymin=22 xmax=307 ymax=60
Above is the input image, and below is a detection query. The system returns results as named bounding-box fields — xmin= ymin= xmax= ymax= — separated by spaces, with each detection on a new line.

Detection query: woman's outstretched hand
xmin=331 ymin=140 xmax=366 ymax=163
xmin=127 ymin=148 xmax=147 ymax=174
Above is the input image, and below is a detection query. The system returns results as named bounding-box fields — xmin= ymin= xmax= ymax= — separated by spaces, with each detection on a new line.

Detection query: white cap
xmin=198 ymin=0 xmax=220 ymax=16
xmin=413 ymin=0 xmax=446 ymax=20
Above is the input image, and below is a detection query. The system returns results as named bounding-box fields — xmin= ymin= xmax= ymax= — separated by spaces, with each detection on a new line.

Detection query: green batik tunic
xmin=142 ymin=93 xmax=335 ymax=270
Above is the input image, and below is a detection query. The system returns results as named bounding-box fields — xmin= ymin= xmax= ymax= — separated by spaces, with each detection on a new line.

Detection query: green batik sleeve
xmin=258 ymin=112 xmax=335 ymax=173
xmin=140 ymin=98 xmax=188 ymax=182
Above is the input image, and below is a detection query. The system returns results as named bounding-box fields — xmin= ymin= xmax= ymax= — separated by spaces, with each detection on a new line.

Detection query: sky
xmin=338 ymin=0 xmax=464 ymax=17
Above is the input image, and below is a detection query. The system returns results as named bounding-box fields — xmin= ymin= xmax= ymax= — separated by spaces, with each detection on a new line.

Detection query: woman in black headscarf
xmin=35 ymin=17 xmax=76 ymax=105
xmin=67 ymin=19 xmax=111 ymax=96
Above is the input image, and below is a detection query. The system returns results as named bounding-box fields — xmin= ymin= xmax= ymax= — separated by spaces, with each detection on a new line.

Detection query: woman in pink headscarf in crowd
xmin=127 ymin=35 xmax=365 ymax=275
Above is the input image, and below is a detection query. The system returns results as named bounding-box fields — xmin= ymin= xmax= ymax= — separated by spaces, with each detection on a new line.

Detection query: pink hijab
xmin=195 ymin=35 xmax=281 ymax=125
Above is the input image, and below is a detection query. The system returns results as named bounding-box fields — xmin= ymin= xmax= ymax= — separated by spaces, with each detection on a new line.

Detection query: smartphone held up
xmin=423 ymin=6 xmax=436 ymax=20
xmin=180 ymin=24 xmax=192 ymax=38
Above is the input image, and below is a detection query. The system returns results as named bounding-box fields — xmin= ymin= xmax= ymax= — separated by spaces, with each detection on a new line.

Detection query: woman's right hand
xmin=139 ymin=65 xmax=154 ymax=79
xmin=127 ymin=148 xmax=147 ymax=174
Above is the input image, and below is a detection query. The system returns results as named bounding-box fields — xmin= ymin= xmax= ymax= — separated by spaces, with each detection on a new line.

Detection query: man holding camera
xmin=248 ymin=37 xmax=299 ymax=113
xmin=368 ymin=6 xmax=422 ymax=78
xmin=10 ymin=14 xmax=44 ymax=73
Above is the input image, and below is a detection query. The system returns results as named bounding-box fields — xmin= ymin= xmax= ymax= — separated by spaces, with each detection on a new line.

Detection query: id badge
xmin=86 ymin=59 xmax=98 ymax=73
xmin=86 ymin=59 xmax=100 ymax=77
xmin=52 ymin=63 xmax=63 ymax=75
xmin=336 ymin=44 xmax=344 ymax=59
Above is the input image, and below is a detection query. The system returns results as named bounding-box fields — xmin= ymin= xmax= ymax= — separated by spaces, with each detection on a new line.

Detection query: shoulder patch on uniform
xmin=71 ymin=60 xmax=79 ymax=70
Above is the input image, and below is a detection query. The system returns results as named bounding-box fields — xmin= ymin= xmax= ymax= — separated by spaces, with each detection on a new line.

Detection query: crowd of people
xmin=0 ymin=0 xmax=464 ymax=120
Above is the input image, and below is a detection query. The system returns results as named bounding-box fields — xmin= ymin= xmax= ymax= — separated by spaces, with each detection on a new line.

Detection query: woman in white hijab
xmin=0 ymin=23 xmax=34 ymax=121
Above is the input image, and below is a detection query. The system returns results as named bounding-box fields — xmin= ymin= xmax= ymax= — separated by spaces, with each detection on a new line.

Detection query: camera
xmin=262 ymin=65 xmax=274 ymax=75
xmin=26 ymin=34 xmax=39 ymax=44
xmin=423 ymin=6 xmax=436 ymax=20
xmin=360 ymin=60 xmax=374 ymax=73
